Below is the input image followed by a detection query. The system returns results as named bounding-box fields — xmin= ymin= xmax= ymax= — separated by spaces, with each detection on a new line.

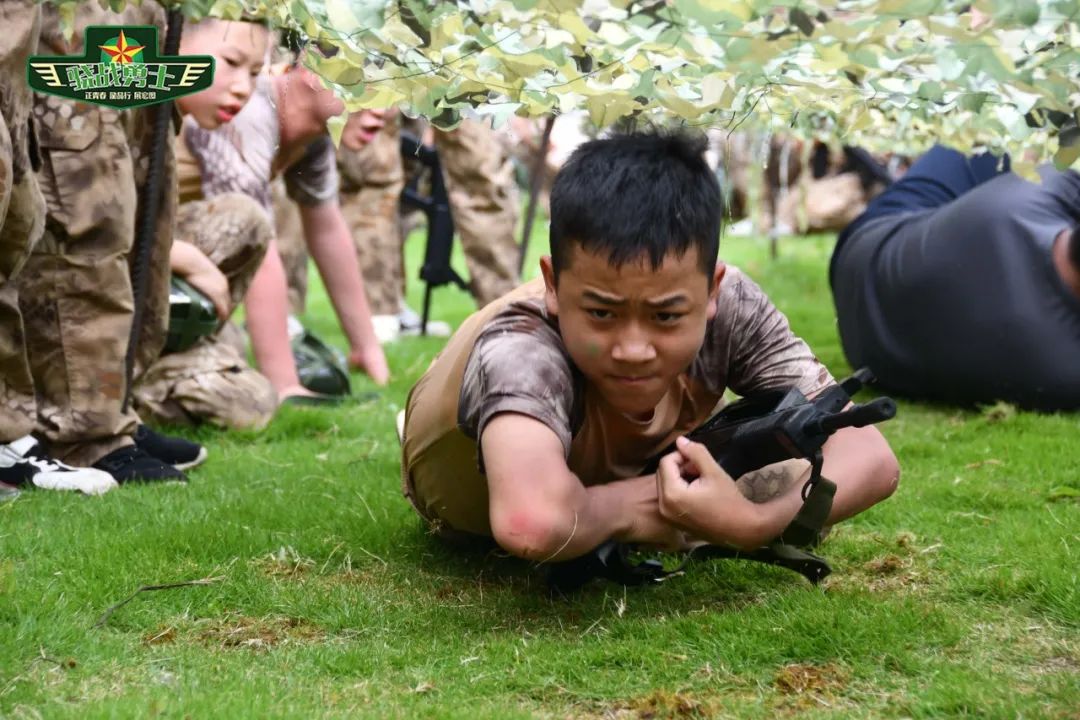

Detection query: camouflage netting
xmin=57 ymin=0 xmax=1080 ymax=174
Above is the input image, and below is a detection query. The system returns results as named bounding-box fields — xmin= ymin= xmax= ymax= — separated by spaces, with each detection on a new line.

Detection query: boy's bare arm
xmin=170 ymin=240 xmax=231 ymax=320
xmin=299 ymin=201 xmax=389 ymax=385
xmin=482 ymin=413 xmax=686 ymax=562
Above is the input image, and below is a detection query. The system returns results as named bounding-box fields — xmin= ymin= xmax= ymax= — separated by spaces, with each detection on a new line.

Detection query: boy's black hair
xmin=548 ymin=129 xmax=722 ymax=282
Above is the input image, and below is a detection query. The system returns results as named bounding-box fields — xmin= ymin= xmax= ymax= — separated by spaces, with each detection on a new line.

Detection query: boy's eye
xmin=655 ymin=312 xmax=685 ymax=324
xmin=586 ymin=308 xmax=613 ymax=320
xmin=224 ymin=57 xmax=239 ymax=67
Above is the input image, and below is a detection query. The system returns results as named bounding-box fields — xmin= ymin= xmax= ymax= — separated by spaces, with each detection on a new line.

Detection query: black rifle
xmin=548 ymin=369 xmax=897 ymax=593
xmin=399 ymin=131 xmax=467 ymax=335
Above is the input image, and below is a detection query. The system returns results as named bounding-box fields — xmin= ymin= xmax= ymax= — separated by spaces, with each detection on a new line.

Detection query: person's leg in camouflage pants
xmin=337 ymin=116 xmax=407 ymax=317
xmin=0 ymin=0 xmax=44 ymax=446
xmin=0 ymin=2 xmax=121 ymax=496
xmin=134 ymin=193 xmax=278 ymax=430
xmin=434 ymin=120 xmax=521 ymax=307
xmin=20 ymin=3 xmax=176 ymax=468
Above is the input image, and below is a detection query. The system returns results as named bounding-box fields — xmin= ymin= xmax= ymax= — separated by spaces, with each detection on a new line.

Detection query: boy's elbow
xmin=490 ymin=503 xmax=577 ymax=562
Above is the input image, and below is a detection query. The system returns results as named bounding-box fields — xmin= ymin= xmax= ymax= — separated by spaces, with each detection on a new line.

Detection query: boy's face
xmin=541 ymin=245 xmax=725 ymax=419
xmin=275 ymin=50 xmax=345 ymax=127
xmin=177 ymin=21 xmax=268 ymax=129
xmin=341 ymin=108 xmax=389 ymax=151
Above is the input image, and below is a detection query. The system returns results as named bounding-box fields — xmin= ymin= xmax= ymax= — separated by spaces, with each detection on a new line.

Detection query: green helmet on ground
xmin=165 ymin=276 xmax=219 ymax=353
xmin=289 ymin=317 xmax=352 ymax=397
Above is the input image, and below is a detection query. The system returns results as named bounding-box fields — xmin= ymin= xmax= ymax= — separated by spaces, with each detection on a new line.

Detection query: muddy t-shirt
xmin=175 ymin=74 xmax=338 ymax=218
xmin=401 ymin=266 xmax=834 ymax=535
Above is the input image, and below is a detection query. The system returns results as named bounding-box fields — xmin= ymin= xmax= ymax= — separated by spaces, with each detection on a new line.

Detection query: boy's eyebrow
xmin=645 ymin=294 xmax=691 ymax=309
xmin=580 ymin=290 xmax=690 ymax=308
xmin=581 ymin=289 xmax=624 ymax=305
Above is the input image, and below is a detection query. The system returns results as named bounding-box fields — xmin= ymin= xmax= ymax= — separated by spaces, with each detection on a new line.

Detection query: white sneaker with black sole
xmin=397 ymin=306 xmax=452 ymax=338
xmin=0 ymin=435 xmax=118 ymax=496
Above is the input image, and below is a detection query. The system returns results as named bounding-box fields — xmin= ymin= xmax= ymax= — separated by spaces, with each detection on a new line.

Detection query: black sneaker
xmin=92 ymin=445 xmax=189 ymax=484
xmin=134 ymin=425 xmax=207 ymax=471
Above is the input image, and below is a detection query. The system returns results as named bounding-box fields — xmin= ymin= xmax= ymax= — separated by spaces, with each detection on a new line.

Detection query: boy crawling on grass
xmin=400 ymin=130 xmax=900 ymax=563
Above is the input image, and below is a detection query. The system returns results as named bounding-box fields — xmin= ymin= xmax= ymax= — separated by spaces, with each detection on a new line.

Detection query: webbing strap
xmin=780 ymin=477 xmax=836 ymax=548
xmin=691 ymin=542 xmax=831 ymax=584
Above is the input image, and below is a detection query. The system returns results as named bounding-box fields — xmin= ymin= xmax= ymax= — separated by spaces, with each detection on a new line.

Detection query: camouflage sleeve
xmin=284 ymin=135 xmax=339 ymax=206
xmin=712 ymin=267 xmax=834 ymax=398
xmin=457 ymin=310 xmax=577 ymax=465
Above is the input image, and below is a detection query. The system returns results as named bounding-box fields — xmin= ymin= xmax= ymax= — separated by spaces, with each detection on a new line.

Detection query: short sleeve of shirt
xmin=702 ymin=267 xmax=833 ymax=398
xmin=284 ymin=135 xmax=339 ymax=206
xmin=457 ymin=305 xmax=577 ymax=462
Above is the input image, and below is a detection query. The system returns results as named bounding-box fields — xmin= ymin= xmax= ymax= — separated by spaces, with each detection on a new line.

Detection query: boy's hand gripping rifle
xmin=548 ymin=369 xmax=897 ymax=593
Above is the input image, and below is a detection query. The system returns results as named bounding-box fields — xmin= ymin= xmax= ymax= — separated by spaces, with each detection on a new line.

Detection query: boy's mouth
xmin=216 ymin=104 xmax=241 ymax=123
xmin=608 ymin=374 xmax=657 ymax=386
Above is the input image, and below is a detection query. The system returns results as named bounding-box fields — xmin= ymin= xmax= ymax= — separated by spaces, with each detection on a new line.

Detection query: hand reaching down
xmin=349 ymin=344 xmax=390 ymax=386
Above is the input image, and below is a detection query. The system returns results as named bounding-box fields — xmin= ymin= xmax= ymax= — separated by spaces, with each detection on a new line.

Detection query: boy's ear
xmin=540 ymin=255 xmax=559 ymax=317
xmin=705 ymin=262 xmax=726 ymax=321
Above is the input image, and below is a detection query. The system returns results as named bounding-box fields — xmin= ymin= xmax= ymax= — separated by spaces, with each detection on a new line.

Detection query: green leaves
xmin=55 ymin=0 xmax=1080 ymax=168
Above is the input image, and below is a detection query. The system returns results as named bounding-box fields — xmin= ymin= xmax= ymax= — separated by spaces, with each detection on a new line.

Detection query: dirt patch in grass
xmin=864 ymin=554 xmax=905 ymax=574
xmin=592 ymin=689 xmax=719 ymax=719
xmin=197 ymin=614 xmax=324 ymax=650
xmin=773 ymin=662 xmax=848 ymax=696
xmin=823 ymin=530 xmax=931 ymax=595
xmin=769 ymin=662 xmax=855 ymax=714
xmin=143 ymin=625 xmax=179 ymax=646
xmin=143 ymin=614 xmax=325 ymax=651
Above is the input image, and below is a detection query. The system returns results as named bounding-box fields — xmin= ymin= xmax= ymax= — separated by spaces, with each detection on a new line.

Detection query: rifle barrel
xmin=811 ymin=397 xmax=896 ymax=435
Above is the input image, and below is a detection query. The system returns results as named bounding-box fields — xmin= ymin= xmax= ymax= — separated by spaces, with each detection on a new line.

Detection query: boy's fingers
xmin=212 ymin=295 xmax=231 ymax=321
xmin=674 ymin=437 xmax=723 ymax=476
xmin=657 ymin=452 xmax=688 ymax=490
xmin=681 ymin=457 xmax=701 ymax=479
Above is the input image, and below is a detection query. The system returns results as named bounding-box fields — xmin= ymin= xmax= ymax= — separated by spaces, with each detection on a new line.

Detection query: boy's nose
xmin=231 ymin=75 xmax=253 ymax=101
xmin=611 ymin=328 xmax=657 ymax=363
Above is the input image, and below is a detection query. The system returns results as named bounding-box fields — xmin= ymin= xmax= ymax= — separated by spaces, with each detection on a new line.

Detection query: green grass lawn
xmin=1 ymin=229 xmax=1077 ymax=719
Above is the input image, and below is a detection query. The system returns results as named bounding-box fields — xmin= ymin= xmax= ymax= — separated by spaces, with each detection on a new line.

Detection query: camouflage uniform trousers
xmin=775 ymin=172 xmax=877 ymax=234
xmin=336 ymin=115 xmax=407 ymax=317
xmin=133 ymin=194 xmax=278 ymax=431
xmin=335 ymin=117 xmax=521 ymax=314
xmin=435 ymin=119 xmax=521 ymax=307
xmin=18 ymin=2 xmax=176 ymax=467
xmin=0 ymin=0 xmax=44 ymax=443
